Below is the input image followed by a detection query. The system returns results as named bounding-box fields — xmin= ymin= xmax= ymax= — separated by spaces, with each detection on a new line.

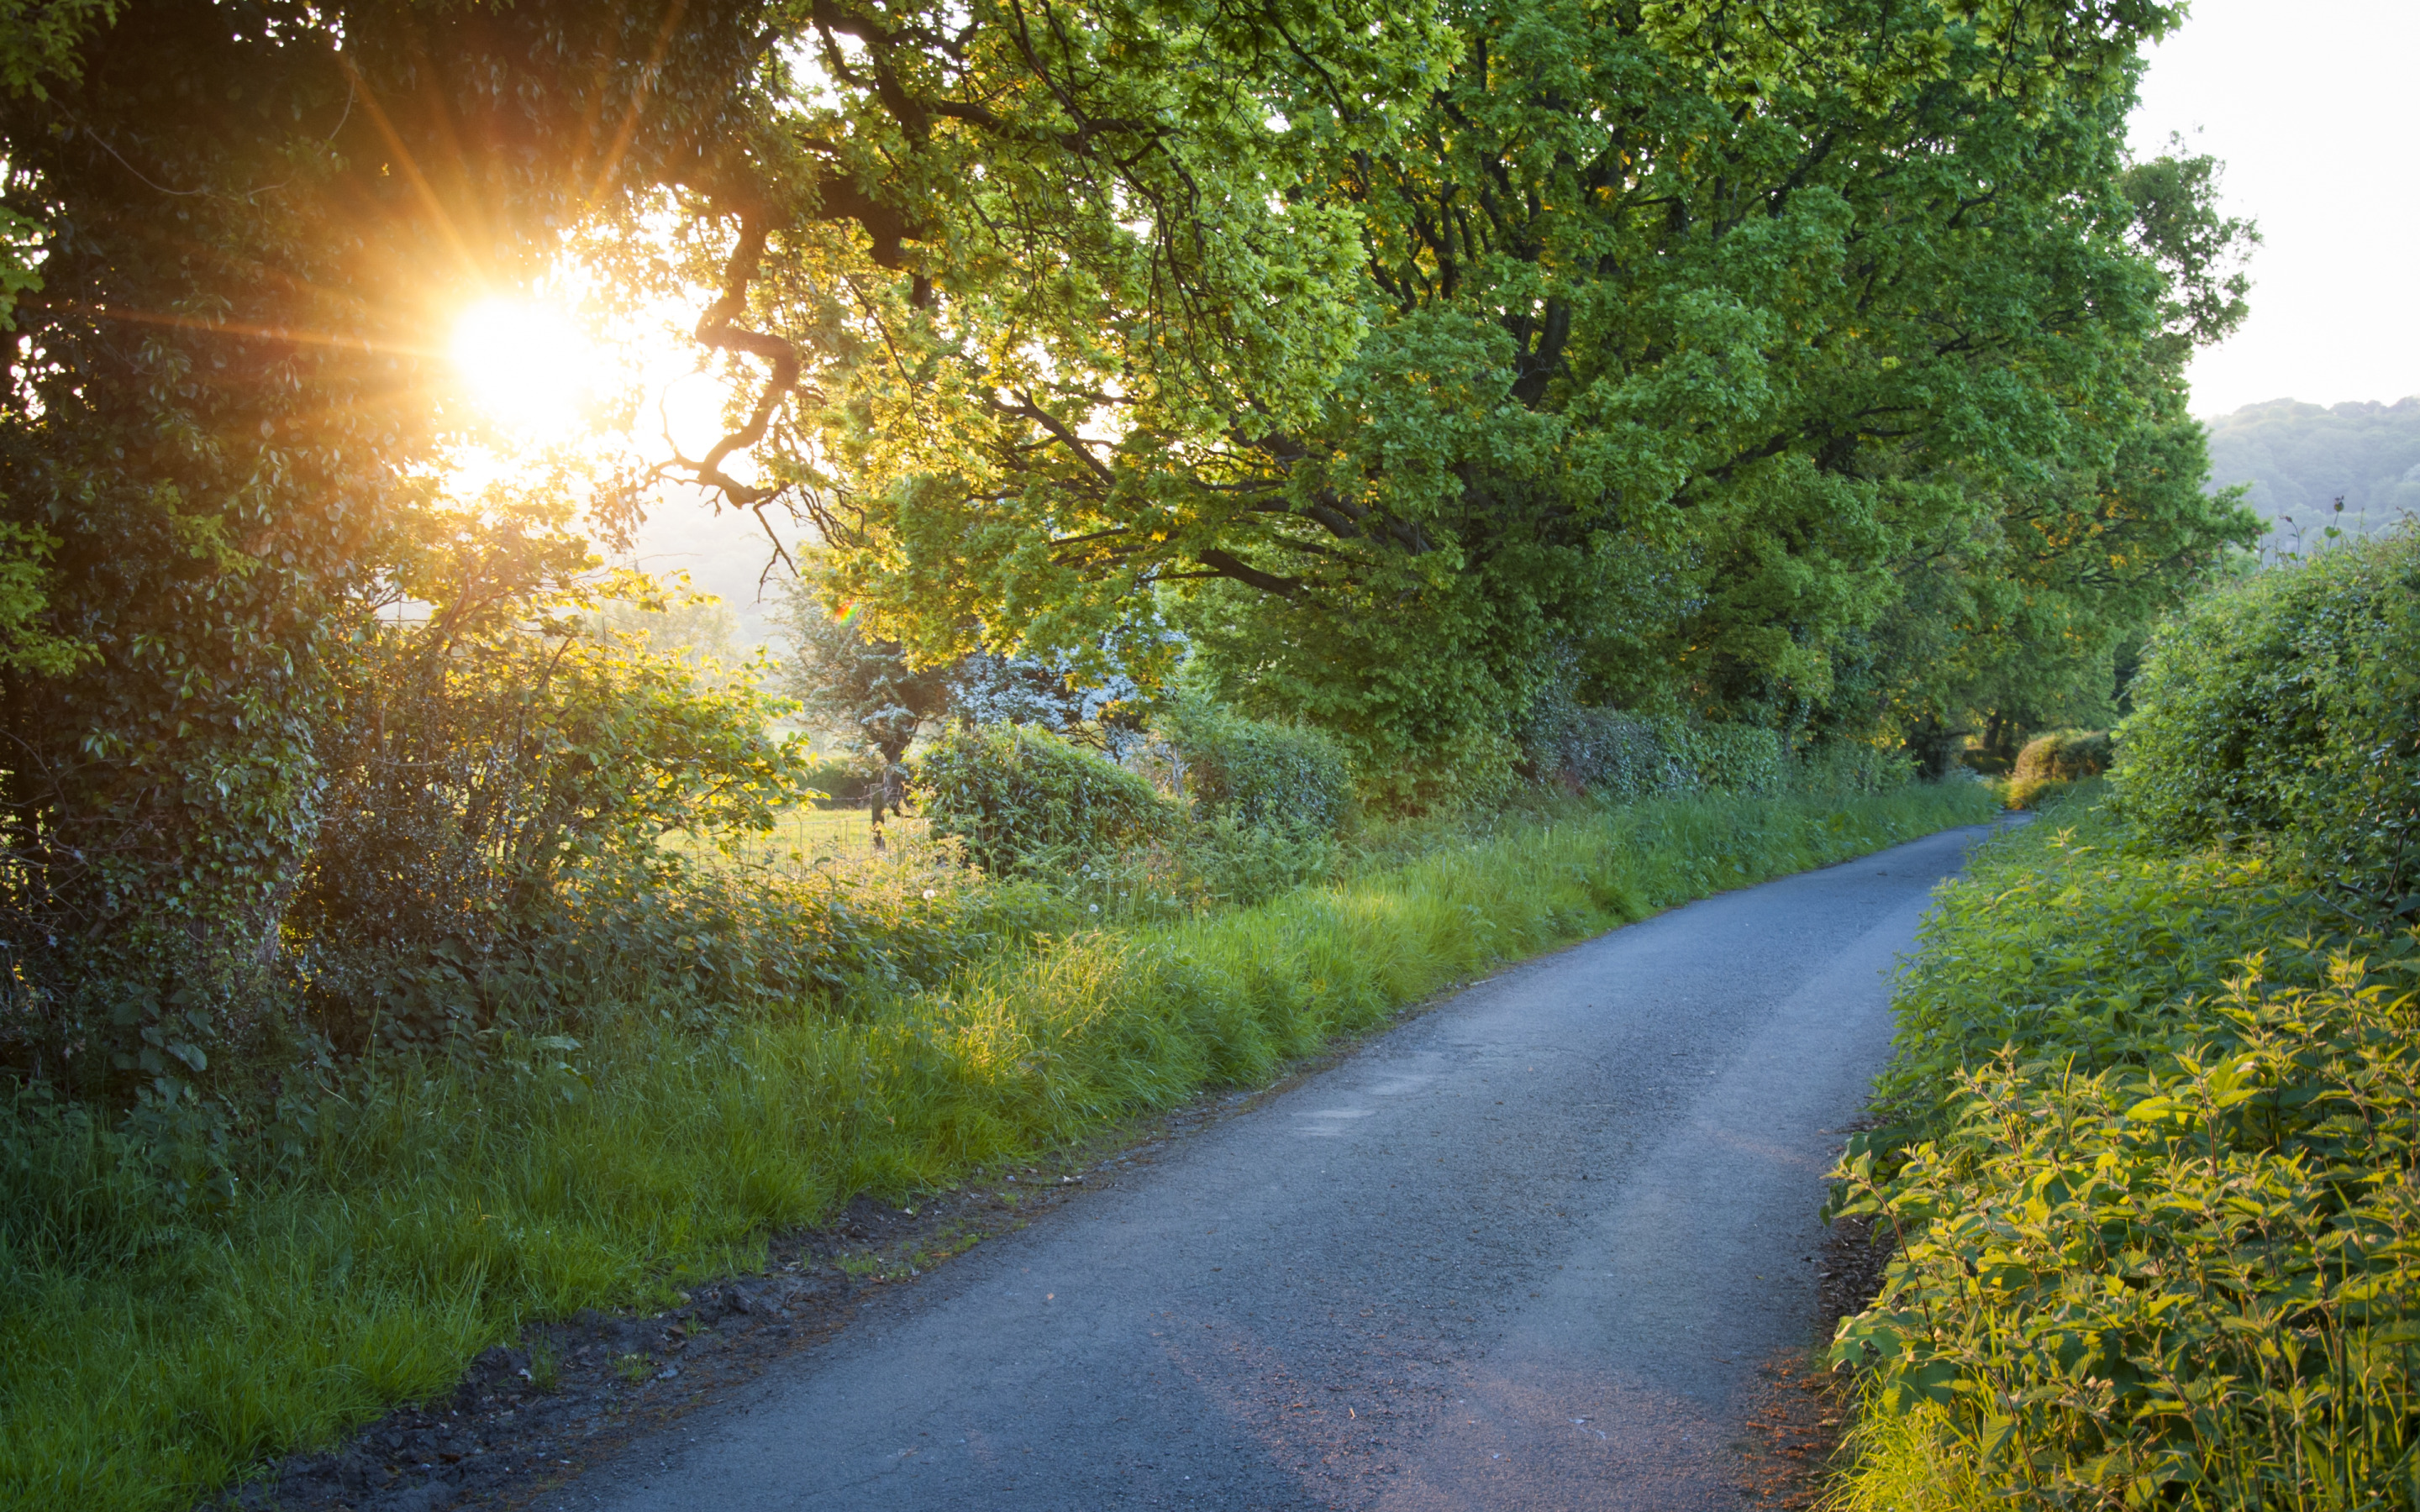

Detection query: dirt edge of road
xmin=1733 ymin=1129 xmax=1901 ymax=1510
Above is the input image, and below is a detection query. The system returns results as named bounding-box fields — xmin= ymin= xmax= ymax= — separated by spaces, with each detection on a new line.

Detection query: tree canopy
xmin=0 ymin=0 xmax=2261 ymax=1036
xmin=668 ymin=0 xmax=2260 ymax=790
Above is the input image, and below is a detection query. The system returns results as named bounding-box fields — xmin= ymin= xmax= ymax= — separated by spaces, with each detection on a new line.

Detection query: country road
xmin=537 ymin=822 xmax=1994 ymax=1512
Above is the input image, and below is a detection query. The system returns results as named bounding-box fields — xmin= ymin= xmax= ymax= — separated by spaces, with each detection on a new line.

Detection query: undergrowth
xmin=1826 ymin=792 xmax=2420 ymax=1509
xmin=0 ymin=781 xmax=1991 ymax=1511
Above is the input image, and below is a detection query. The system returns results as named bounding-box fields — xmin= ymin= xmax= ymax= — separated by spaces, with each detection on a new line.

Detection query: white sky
xmin=2127 ymin=0 xmax=2420 ymax=418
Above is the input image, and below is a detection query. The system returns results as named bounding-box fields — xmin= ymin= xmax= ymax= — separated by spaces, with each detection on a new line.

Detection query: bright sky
xmin=2127 ymin=0 xmax=2420 ymax=419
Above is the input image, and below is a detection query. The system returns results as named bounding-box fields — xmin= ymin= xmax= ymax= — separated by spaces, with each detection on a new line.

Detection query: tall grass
xmin=0 ymin=783 xmax=1993 ymax=1511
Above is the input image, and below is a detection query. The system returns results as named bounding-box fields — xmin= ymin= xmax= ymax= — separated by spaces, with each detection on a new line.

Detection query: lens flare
xmin=450 ymin=297 xmax=597 ymax=440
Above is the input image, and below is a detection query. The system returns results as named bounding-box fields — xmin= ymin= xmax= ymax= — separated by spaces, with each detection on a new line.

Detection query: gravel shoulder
xmin=507 ymin=822 xmax=1990 ymax=1512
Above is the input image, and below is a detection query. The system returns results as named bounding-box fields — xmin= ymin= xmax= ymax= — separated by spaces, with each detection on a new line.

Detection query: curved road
xmin=545 ymin=823 xmax=1990 ymax=1511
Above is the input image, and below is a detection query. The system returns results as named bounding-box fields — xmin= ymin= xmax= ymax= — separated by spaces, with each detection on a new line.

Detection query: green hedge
xmin=1828 ymin=532 xmax=2420 ymax=1507
xmin=1523 ymin=706 xmax=1797 ymax=801
xmin=1676 ymin=722 xmax=1787 ymax=795
xmin=2011 ymin=727 xmax=2112 ymax=784
xmin=1157 ymin=700 xmax=1355 ymax=837
xmin=917 ymin=723 xmax=1178 ymax=874
xmin=2118 ymin=528 xmax=2419 ymax=916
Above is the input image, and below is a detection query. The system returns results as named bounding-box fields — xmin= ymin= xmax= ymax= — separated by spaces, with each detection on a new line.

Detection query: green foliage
xmin=0 ymin=782 xmax=1991 ymax=1511
xmin=917 ymin=724 xmax=1179 ymax=875
xmin=1831 ymin=802 xmax=2420 ymax=1509
xmin=1519 ymin=682 xmax=1685 ymax=801
xmin=2118 ymin=528 xmax=2420 ymax=917
xmin=1791 ymin=741 xmax=1920 ymax=797
xmin=1831 ymin=561 xmax=2420 ymax=1504
xmin=765 ymin=0 xmax=2248 ymax=785
xmin=1676 ymin=724 xmax=1789 ymax=797
xmin=1999 ymin=728 xmax=2113 ymax=807
xmin=2012 ymin=728 xmax=2114 ymax=785
xmin=1155 ymin=700 xmax=1355 ymax=838
xmin=0 ymin=0 xmax=786 ymax=1086
xmin=1523 ymin=698 xmax=1807 ymax=802
xmin=778 ymin=571 xmax=951 ymax=775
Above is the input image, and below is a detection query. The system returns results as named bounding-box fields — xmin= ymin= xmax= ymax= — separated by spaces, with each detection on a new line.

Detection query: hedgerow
xmin=1827 ymin=533 xmax=2420 ymax=1509
xmin=2118 ymin=529 xmax=2420 ymax=918
xmin=1155 ymin=699 xmax=1355 ymax=839
xmin=917 ymin=723 xmax=1180 ymax=875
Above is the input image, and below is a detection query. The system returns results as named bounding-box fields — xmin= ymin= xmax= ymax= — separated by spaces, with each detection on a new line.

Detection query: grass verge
xmin=1825 ymin=788 xmax=2420 ymax=1509
xmin=1 ymin=781 xmax=1994 ymax=1511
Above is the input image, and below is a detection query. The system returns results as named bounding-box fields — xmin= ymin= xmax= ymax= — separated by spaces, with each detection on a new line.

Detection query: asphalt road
xmin=545 ymin=823 xmax=1991 ymax=1512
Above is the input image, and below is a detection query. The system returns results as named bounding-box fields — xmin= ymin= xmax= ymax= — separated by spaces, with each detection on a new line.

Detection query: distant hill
xmin=2203 ymin=396 xmax=2420 ymax=550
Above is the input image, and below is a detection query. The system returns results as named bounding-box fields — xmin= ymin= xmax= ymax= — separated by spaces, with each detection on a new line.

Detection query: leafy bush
xmin=1794 ymin=740 xmax=1920 ymax=795
xmin=2011 ymin=727 xmax=2113 ymax=784
xmin=1676 ymin=722 xmax=1787 ymax=795
xmin=0 ymin=594 xmax=818 ymax=1101
xmin=1155 ymin=700 xmax=1355 ymax=837
xmin=1999 ymin=773 xmax=2069 ymax=810
xmin=1522 ymin=704 xmax=1798 ymax=801
xmin=1522 ymin=704 xmax=1685 ymax=800
xmin=917 ymin=723 xmax=1179 ymax=875
xmin=281 ymin=621 xmax=813 ymax=1052
xmin=2118 ymin=528 xmax=2419 ymax=916
xmin=1053 ymin=814 xmax=1343 ymax=924
xmin=1831 ymin=804 xmax=2420 ymax=1509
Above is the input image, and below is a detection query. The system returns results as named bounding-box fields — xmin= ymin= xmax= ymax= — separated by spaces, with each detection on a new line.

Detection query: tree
xmin=0 ymin=0 xmax=783 ymax=1081
xmin=675 ymin=0 xmax=2255 ymax=795
xmin=778 ymin=575 xmax=953 ymax=844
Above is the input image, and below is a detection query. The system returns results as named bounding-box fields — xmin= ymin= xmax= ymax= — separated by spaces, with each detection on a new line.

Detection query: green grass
xmin=668 ymin=803 xmax=926 ymax=864
xmin=0 ymin=782 xmax=1994 ymax=1510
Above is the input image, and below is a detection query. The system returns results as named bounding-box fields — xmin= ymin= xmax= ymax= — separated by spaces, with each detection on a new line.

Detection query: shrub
xmin=1795 ymin=740 xmax=1920 ymax=795
xmin=0 ymin=614 xmax=817 ymax=1098
xmin=2010 ymin=727 xmax=2112 ymax=784
xmin=1999 ymin=774 xmax=2070 ymax=810
xmin=1677 ymin=722 xmax=1787 ymax=795
xmin=917 ymin=723 xmax=1180 ymax=875
xmin=1523 ymin=705 xmax=1817 ymax=802
xmin=2120 ymin=528 xmax=2419 ymax=916
xmin=1155 ymin=701 xmax=1355 ymax=837
xmin=1522 ymin=706 xmax=1674 ymax=800
xmin=1830 ymin=802 xmax=2420 ymax=1509
xmin=279 ymin=624 xmax=814 ymax=1052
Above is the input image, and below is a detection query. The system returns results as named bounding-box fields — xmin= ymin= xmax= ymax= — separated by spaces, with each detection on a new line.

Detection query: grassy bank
xmin=1826 ymin=791 xmax=2420 ymax=1509
xmin=1 ymin=782 xmax=1992 ymax=1510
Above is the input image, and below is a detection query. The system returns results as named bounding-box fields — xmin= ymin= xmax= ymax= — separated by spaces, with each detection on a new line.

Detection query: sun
xmin=450 ymin=297 xmax=600 ymax=441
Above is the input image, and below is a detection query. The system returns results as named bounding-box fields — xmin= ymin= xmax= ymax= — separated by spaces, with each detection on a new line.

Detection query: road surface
xmin=544 ymin=822 xmax=1990 ymax=1511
